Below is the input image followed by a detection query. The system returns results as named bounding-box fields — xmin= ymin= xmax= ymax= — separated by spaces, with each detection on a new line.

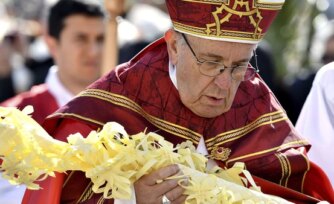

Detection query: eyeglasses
xmin=181 ymin=33 xmax=259 ymax=81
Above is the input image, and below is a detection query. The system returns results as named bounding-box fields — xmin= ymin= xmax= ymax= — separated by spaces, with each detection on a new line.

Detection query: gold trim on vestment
xmin=97 ymin=196 xmax=105 ymax=204
xmin=276 ymin=153 xmax=285 ymax=186
xmin=225 ymin=140 xmax=309 ymax=166
xmin=276 ymin=153 xmax=291 ymax=187
xmin=76 ymin=182 xmax=93 ymax=204
xmin=48 ymin=112 xmax=105 ymax=126
xmin=62 ymin=172 xmax=95 ymax=203
xmin=206 ymin=110 xmax=287 ymax=150
xmin=300 ymin=152 xmax=310 ymax=193
xmin=62 ymin=171 xmax=74 ymax=188
xmin=68 ymin=89 xmax=202 ymax=144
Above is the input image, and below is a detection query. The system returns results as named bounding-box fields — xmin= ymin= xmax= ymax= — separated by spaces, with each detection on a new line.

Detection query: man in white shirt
xmin=296 ymin=62 xmax=334 ymax=187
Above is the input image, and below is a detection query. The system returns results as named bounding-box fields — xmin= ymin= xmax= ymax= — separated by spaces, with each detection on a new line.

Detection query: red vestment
xmin=23 ymin=39 xmax=334 ymax=204
xmin=1 ymin=84 xmax=59 ymax=124
xmin=0 ymin=84 xmax=59 ymax=203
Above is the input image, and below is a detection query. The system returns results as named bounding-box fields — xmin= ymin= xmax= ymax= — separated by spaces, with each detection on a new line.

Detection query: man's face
xmin=51 ymin=15 xmax=104 ymax=89
xmin=322 ymin=37 xmax=334 ymax=64
xmin=167 ymin=30 xmax=256 ymax=118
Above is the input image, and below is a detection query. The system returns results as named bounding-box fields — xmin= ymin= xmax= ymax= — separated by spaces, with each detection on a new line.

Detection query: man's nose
xmin=214 ymin=69 xmax=232 ymax=89
xmin=88 ymin=42 xmax=101 ymax=57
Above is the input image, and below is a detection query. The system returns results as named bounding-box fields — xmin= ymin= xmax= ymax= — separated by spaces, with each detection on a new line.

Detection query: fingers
xmin=155 ymin=176 xmax=180 ymax=195
xmin=142 ymin=164 xmax=180 ymax=186
xmin=170 ymin=195 xmax=187 ymax=204
xmin=134 ymin=164 xmax=188 ymax=204
xmin=164 ymin=185 xmax=187 ymax=202
xmin=104 ymin=0 xmax=125 ymax=16
xmin=167 ymin=177 xmax=189 ymax=203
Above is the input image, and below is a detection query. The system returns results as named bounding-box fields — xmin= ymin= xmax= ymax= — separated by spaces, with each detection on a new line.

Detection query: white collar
xmin=168 ymin=62 xmax=178 ymax=89
xmin=45 ymin=66 xmax=74 ymax=107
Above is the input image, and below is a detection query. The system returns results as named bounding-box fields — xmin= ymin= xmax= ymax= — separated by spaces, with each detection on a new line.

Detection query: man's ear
xmin=43 ymin=35 xmax=59 ymax=60
xmin=165 ymin=29 xmax=180 ymax=65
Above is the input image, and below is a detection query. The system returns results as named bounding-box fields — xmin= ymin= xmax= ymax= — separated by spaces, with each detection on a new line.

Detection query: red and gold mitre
xmin=165 ymin=0 xmax=285 ymax=44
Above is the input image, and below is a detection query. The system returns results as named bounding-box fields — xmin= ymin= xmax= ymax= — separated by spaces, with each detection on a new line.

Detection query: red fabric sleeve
xmin=0 ymin=85 xmax=59 ymax=124
xmin=253 ymin=161 xmax=334 ymax=203
xmin=253 ymin=176 xmax=320 ymax=203
xmin=22 ymin=173 xmax=65 ymax=204
xmin=22 ymin=119 xmax=97 ymax=204
xmin=303 ymin=161 xmax=334 ymax=203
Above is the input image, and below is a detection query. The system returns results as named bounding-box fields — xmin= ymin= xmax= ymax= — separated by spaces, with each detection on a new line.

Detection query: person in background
xmin=0 ymin=0 xmax=105 ymax=203
xmin=296 ymin=61 xmax=334 ymax=187
xmin=286 ymin=21 xmax=334 ymax=124
xmin=321 ymin=33 xmax=334 ymax=64
xmin=22 ymin=0 xmax=334 ymax=203
xmin=0 ymin=29 xmax=32 ymax=103
xmin=1 ymin=0 xmax=105 ymax=122
xmin=294 ymin=22 xmax=334 ymax=187
xmin=0 ymin=32 xmax=18 ymax=102
xmin=118 ymin=2 xmax=171 ymax=64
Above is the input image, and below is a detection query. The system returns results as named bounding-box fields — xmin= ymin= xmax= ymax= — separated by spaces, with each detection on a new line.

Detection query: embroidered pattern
xmin=210 ymin=146 xmax=232 ymax=161
xmin=172 ymin=0 xmax=284 ymax=42
xmin=206 ymin=111 xmax=288 ymax=150
xmin=174 ymin=21 xmax=263 ymax=42
xmin=77 ymin=182 xmax=94 ymax=203
xmin=276 ymin=153 xmax=291 ymax=187
xmin=206 ymin=0 xmax=263 ymax=40
xmin=225 ymin=140 xmax=309 ymax=166
xmin=182 ymin=0 xmax=229 ymax=4
xmin=299 ymin=152 xmax=310 ymax=193
xmin=78 ymin=89 xmax=202 ymax=144
xmin=97 ymin=196 xmax=105 ymax=204
xmin=49 ymin=112 xmax=104 ymax=126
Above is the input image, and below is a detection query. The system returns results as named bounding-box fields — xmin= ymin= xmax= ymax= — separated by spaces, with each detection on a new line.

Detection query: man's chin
xmin=191 ymin=107 xmax=227 ymax=118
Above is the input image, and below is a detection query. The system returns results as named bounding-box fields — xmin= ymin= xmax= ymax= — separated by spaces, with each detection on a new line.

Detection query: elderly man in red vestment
xmin=23 ymin=0 xmax=334 ymax=204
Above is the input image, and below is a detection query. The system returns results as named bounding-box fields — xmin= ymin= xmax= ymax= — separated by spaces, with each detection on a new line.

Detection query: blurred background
xmin=263 ymin=0 xmax=334 ymax=124
xmin=0 ymin=0 xmax=333 ymax=124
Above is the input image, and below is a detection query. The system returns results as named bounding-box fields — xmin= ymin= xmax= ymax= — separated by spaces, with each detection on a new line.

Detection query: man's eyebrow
xmin=235 ymin=58 xmax=251 ymax=63
xmin=205 ymin=53 xmax=223 ymax=59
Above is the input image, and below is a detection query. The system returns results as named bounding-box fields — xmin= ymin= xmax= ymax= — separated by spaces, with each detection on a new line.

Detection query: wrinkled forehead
xmin=183 ymin=31 xmax=257 ymax=52
xmin=166 ymin=0 xmax=285 ymax=44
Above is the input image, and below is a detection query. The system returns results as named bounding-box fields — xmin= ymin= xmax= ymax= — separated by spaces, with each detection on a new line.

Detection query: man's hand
xmin=104 ymin=0 xmax=125 ymax=18
xmin=134 ymin=164 xmax=187 ymax=204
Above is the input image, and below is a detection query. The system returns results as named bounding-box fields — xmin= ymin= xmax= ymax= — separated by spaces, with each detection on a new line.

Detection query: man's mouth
xmin=206 ymin=96 xmax=225 ymax=105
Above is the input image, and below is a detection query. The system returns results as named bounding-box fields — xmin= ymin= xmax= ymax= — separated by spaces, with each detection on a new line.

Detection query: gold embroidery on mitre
xmin=255 ymin=0 xmax=285 ymax=10
xmin=210 ymin=146 xmax=231 ymax=161
xmin=206 ymin=0 xmax=263 ymax=40
xmin=182 ymin=0 xmax=228 ymax=4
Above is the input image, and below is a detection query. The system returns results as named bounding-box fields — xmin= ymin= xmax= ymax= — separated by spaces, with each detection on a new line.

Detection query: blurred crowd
xmin=0 ymin=0 xmax=170 ymax=102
